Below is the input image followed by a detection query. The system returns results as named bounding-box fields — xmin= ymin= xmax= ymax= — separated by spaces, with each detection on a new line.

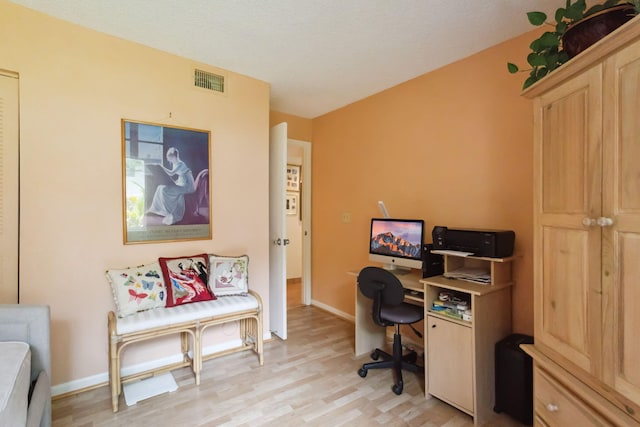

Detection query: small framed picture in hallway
xmin=286 ymin=193 xmax=298 ymax=216
xmin=286 ymin=164 xmax=300 ymax=192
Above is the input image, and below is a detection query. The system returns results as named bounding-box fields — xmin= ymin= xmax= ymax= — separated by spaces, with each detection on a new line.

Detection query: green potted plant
xmin=508 ymin=0 xmax=639 ymax=89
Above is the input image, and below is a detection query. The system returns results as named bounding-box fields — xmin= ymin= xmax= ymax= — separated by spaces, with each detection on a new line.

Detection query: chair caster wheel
xmin=392 ymin=383 xmax=403 ymax=395
xmin=371 ymin=351 xmax=379 ymax=360
xmin=358 ymin=368 xmax=368 ymax=378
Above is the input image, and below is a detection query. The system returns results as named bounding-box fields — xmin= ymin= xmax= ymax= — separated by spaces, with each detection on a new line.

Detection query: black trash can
xmin=494 ymin=333 xmax=534 ymax=425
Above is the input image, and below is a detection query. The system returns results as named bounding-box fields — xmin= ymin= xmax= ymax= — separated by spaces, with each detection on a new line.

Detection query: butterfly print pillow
xmin=106 ymin=262 xmax=167 ymax=317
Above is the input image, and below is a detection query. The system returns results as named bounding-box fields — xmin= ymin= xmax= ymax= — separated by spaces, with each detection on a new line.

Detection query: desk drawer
xmin=534 ymin=367 xmax=636 ymax=426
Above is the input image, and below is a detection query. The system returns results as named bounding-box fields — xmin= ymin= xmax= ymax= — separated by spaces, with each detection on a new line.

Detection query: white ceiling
xmin=10 ymin=0 xmax=558 ymax=118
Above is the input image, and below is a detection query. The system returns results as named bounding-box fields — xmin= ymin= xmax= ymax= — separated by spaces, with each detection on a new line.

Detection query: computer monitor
xmin=369 ymin=218 xmax=424 ymax=273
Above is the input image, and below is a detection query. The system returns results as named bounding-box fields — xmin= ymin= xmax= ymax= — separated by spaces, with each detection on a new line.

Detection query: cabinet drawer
xmin=535 ymin=368 xmax=626 ymax=426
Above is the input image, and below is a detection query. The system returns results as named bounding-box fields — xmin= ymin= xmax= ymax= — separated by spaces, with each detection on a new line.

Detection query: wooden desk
xmin=351 ymin=252 xmax=515 ymax=426
xmin=349 ymin=269 xmax=425 ymax=358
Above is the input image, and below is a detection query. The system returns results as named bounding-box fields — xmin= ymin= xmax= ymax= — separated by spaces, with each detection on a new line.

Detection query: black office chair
xmin=357 ymin=266 xmax=424 ymax=395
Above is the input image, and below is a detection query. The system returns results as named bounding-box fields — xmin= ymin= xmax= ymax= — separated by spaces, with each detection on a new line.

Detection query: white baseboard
xmin=52 ymin=331 xmax=272 ymax=397
xmin=52 ymin=371 xmax=110 ymax=397
xmin=310 ymin=299 xmax=355 ymax=323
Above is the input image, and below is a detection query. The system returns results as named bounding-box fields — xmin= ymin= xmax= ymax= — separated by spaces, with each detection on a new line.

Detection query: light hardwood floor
xmin=52 ymin=305 xmax=526 ymax=426
xmin=287 ymin=278 xmax=303 ymax=309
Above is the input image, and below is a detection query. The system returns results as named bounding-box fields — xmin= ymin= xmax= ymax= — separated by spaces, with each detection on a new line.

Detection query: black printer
xmin=432 ymin=226 xmax=515 ymax=258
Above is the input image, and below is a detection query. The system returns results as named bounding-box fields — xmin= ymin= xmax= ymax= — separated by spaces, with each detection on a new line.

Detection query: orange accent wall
xmin=1 ymin=0 xmax=270 ymax=390
xmin=311 ymin=31 xmax=537 ymax=335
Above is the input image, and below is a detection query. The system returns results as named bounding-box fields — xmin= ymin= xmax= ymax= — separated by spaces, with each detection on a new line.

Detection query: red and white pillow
xmin=159 ymin=254 xmax=215 ymax=307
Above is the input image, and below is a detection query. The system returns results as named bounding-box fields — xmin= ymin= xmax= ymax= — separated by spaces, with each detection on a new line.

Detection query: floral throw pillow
xmin=208 ymin=254 xmax=249 ymax=296
xmin=105 ymin=262 xmax=166 ymax=318
xmin=159 ymin=254 xmax=215 ymax=307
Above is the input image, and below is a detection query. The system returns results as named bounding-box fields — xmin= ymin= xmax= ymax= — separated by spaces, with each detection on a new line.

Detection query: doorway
xmin=286 ymin=139 xmax=311 ymax=310
xmin=269 ymin=124 xmax=311 ymax=340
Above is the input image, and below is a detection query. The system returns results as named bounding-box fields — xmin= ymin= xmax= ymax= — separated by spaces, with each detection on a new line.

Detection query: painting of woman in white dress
xmin=122 ymin=119 xmax=210 ymax=244
xmin=147 ymin=147 xmax=195 ymax=225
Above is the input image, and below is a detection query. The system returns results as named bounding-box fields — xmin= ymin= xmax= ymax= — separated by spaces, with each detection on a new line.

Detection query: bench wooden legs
xmin=109 ymin=343 xmax=121 ymax=412
xmin=180 ymin=331 xmax=189 ymax=363
xmin=107 ymin=306 xmax=264 ymax=413
xmin=108 ymin=326 xmax=198 ymax=413
xmin=240 ymin=316 xmax=264 ymax=366
xmin=108 ymin=312 xmax=121 ymax=412
xmin=181 ymin=331 xmax=200 ymax=385
xmin=192 ymin=329 xmax=202 ymax=385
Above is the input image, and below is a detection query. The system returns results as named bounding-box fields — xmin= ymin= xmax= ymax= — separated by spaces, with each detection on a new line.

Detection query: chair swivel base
xmin=357 ymin=333 xmax=422 ymax=395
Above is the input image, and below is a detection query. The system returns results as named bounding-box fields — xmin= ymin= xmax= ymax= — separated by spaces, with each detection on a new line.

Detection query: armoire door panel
xmin=615 ymin=233 xmax=640 ymax=398
xmin=618 ymin=58 xmax=640 ymax=212
xmin=616 ymin=60 xmax=640 ymax=213
xmin=534 ymin=66 xmax=603 ymax=378
xmin=602 ymin=36 xmax=640 ymax=407
xmin=539 ymin=226 xmax=598 ymax=372
xmin=615 ymin=54 xmax=640 ymax=400
xmin=536 ymin=66 xmax=602 ymax=218
xmin=541 ymin=90 xmax=588 ymax=214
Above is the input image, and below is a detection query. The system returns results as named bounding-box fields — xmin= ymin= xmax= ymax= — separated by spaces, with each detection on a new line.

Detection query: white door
xmin=0 ymin=72 xmax=19 ymax=303
xmin=269 ymin=122 xmax=288 ymax=339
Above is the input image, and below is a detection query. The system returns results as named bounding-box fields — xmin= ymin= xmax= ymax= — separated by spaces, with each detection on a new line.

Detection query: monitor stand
xmin=383 ymin=264 xmax=411 ymax=275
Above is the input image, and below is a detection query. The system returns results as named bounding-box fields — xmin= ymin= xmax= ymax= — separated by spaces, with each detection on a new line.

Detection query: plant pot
xmin=562 ymin=4 xmax=636 ymax=58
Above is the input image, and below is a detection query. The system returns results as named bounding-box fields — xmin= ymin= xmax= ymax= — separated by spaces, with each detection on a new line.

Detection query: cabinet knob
xmin=431 ymin=324 xmax=436 ymax=328
xmin=582 ymin=217 xmax=597 ymax=227
xmin=546 ymin=403 xmax=559 ymax=412
xmin=596 ymin=217 xmax=614 ymax=227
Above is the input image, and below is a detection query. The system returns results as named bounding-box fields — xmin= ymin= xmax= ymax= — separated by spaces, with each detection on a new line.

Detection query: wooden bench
xmin=107 ymin=290 xmax=263 ymax=412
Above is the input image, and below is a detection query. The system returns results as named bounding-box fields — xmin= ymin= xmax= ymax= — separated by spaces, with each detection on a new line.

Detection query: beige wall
xmin=1 ymin=1 xmax=270 ymax=390
xmin=310 ymin=31 xmax=536 ymax=334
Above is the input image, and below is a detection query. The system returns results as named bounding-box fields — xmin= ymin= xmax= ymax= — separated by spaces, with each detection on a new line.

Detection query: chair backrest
xmin=357 ymin=267 xmax=404 ymax=327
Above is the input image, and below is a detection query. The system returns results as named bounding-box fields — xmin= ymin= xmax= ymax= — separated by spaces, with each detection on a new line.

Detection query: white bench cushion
xmin=0 ymin=342 xmax=30 ymax=427
xmin=115 ymin=294 xmax=259 ymax=335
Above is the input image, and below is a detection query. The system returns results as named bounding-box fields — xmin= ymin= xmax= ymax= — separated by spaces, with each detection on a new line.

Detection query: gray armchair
xmin=0 ymin=305 xmax=51 ymax=427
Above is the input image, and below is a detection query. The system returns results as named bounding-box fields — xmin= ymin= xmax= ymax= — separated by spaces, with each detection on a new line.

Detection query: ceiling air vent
xmin=194 ymin=69 xmax=225 ymax=93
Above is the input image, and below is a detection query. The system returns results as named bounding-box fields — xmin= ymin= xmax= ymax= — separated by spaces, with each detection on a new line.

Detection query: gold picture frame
xmin=122 ymin=119 xmax=211 ymax=244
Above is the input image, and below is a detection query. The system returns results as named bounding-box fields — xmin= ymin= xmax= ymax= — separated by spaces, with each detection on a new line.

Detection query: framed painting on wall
xmin=121 ymin=119 xmax=211 ymax=244
xmin=286 ymin=192 xmax=298 ymax=216
xmin=286 ymin=164 xmax=300 ymax=192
